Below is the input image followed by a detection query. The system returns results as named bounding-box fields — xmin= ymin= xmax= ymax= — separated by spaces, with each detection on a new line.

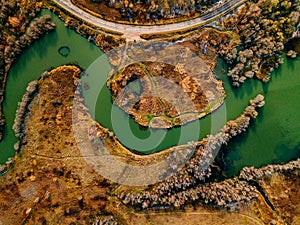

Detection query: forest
xmin=221 ymin=0 xmax=300 ymax=86
xmin=74 ymin=0 xmax=221 ymax=23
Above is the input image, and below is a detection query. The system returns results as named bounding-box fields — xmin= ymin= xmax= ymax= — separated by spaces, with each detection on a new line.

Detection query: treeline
xmin=3 ymin=15 xmax=56 ymax=64
xmin=118 ymin=95 xmax=265 ymax=209
xmin=13 ymin=80 xmax=38 ymax=140
xmin=0 ymin=0 xmax=56 ymax=141
xmin=95 ymin=0 xmax=220 ymax=22
xmin=239 ymin=158 xmax=300 ymax=182
xmin=0 ymin=80 xmax=38 ymax=173
xmin=64 ymin=17 xmax=125 ymax=52
xmin=220 ymin=0 xmax=300 ymax=86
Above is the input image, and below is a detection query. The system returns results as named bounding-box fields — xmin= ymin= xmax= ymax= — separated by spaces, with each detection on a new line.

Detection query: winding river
xmin=0 ymin=11 xmax=299 ymax=177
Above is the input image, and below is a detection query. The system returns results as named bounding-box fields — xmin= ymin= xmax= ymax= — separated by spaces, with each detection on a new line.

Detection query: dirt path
xmin=129 ymin=210 xmax=266 ymax=225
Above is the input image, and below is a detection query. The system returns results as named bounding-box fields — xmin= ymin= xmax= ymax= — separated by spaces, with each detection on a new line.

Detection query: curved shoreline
xmin=106 ymin=48 xmax=225 ymax=129
xmin=1 ymin=0 xmax=298 ymax=169
xmin=0 ymin=13 xmax=56 ymax=142
xmin=0 ymin=65 xmax=298 ymax=224
xmin=0 ymin=2 xmax=298 ymax=224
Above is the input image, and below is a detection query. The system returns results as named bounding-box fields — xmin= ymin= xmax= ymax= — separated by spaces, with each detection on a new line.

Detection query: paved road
xmin=53 ymin=0 xmax=247 ymax=40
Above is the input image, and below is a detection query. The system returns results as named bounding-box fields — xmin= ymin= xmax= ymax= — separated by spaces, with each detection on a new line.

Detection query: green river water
xmin=0 ymin=11 xmax=299 ymax=177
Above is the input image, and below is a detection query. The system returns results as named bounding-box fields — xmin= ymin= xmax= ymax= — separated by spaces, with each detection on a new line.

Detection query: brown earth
xmin=0 ymin=65 xmax=299 ymax=224
xmin=107 ymin=41 xmax=225 ymax=129
xmin=140 ymin=28 xmax=240 ymax=71
xmin=0 ymin=66 xmax=120 ymax=224
xmin=108 ymin=61 xmax=210 ymax=128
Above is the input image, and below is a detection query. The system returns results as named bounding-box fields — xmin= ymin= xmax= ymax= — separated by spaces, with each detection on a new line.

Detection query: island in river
xmin=0 ymin=0 xmax=299 ymax=224
xmin=0 ymin=65 xmax=298 ymax=225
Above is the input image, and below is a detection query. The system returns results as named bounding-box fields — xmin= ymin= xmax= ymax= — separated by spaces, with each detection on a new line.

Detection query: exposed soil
xmin=108 ymin=61 xmax=210 ymax=128
xmin=0 ymin=65 xmax=299 ymax=224
xmin=107 ymin=41 xmax=225 ymax=128
xmin=0 ymin=66 xmax=120 ymax=224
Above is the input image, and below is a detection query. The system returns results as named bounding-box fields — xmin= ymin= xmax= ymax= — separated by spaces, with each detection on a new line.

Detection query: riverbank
xmin=0 ymin=65 xmax=298 ymax=224
xmin=0 ymin=0 xmax=126 ymax=147
xmin=1 ymin=8 xmax=299 ymax=173
xmin=0 ymin=0 xmax=56 ymax=141
xmin=138 ymin=0 xmax=300 ymax=87
xmin=107 ymin=42 xmax=225 ymax=128
xmin=0 ymin=9 xmax=104 ymax=165
xmin=221 ymin=0 xmax=300 ymax=85
xmin=0 ymin=66 xmax=120 ymax=224
xmin=46 ymin=0 xmax=126 ymax=52
xmin=0 ymin=0 xmax=298 ymax=225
